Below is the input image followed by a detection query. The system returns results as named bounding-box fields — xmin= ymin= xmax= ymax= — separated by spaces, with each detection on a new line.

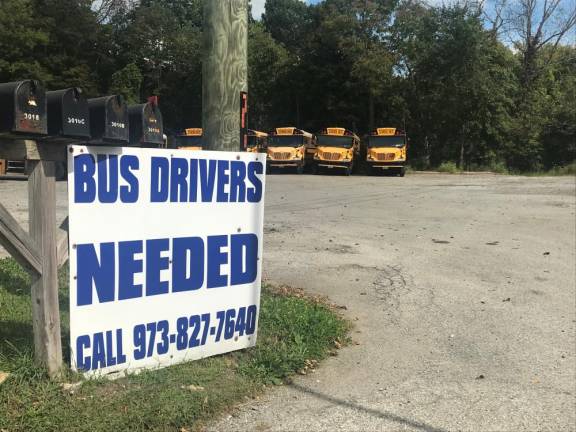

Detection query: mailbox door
xmin=47 ymin=88 xmax=90 ymax=139
xmin=128 ymin=103 xmax=164 ymax=147
xmin=0 ymin=80 xmax=47 ymax=135
xmin=105 ymin=96 xmax=129 ymax=143
xmin=88 ymin=95 xmax=128 ymax=144
xmin=142 ymin=103 xmax=163 ymax=146
xmin=15 ymin=80 xmax=47 ymax=135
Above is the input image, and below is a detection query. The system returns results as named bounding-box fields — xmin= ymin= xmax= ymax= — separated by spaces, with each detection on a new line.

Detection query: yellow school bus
xmin=366 ymin=127 xmax=407 ymax=176
xmin=174 ymin=128 xmax=203 ymax=151
xmin=314 ymin=127 xmax=360 ymax=175
xmin=266 ymin=127 xmax=316 ymax=174
xmin=247 ymin=129 xmax=268 ymax=153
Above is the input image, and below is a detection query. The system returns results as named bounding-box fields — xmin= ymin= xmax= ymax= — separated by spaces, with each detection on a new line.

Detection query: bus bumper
xmin=315 ymin=160 xmax=352 ymax=169
xmin=267 ymin=160 xmax=303 ymax=169
xmin=367 ymin=161 xmax=406 ymax=169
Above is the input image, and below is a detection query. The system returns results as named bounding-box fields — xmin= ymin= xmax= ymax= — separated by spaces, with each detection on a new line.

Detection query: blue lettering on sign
xmin=207 ymin=235 xmax=228 ymax=288
xmin=120 ymin=155 xmax=139 ymax=203
xmin=150 ymin=156 xmax=169 ymax=202
xmin=74 ymin=154 xmax=142 ymax=203
xmin=76 ymin=234 xmax=259 ymax=306
xmin=74 ymin=153 xmax=263 ymax=204
xmin=76 ymin=329 xmax=126 ymax=372
xmin=172 ymin=237 xmax=204 ymax=293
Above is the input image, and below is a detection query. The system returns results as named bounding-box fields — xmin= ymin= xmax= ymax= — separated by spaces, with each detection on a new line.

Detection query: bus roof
xmin=184 ymin=128 xmax=203 ymax=136
xmin=321 ymin=127 xmax=360 ymax=141
xmin=248 ymin=129 xmax=268 ymax=137
xmin=273 ymin=127 xmax=313 ymax=139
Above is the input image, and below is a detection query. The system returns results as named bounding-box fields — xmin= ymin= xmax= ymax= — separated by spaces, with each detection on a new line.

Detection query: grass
xmin=0 ymin=258 xmax=349 ymax=431
xmin=522 ymin=161 xmax=576 ymax=176
xmin=414 ymin=160 xmax=575 ymax=176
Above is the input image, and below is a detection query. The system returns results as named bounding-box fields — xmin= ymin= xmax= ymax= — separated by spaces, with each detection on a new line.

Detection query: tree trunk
xmin=295 ymin=95 xmax=300 ymax=127
xmin=202 ymin=0 xmax=248 ymax=151
xmin=424 ymin=135 xmax=430 ymax=169
xmin=368 ymin=91 xmax=375 ymax=132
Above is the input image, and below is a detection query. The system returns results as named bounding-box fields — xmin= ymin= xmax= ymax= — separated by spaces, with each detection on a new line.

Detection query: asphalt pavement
xmin=210 ymin=172 xmax=576 ymax=431
xmin=1 ymin=172 xmax=574 ymax=431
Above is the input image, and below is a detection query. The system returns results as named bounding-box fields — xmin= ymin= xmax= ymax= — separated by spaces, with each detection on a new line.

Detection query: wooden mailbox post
xmin=0 ymin=139 xmax=68 ymax=378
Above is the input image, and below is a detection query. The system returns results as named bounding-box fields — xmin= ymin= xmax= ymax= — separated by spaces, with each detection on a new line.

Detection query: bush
xmin=548 ymin=161 xmax=576 ymax=176
xmin=437 ymin=161 xmax=460 ymax=173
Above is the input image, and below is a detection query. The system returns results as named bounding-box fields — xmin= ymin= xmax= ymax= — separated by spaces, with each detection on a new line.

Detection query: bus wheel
xmin=399 ymin=167 xmax=406 ymax=177
xmin=312 ymin=164 xmax=319 ymax=175
xmin=296 ymin=164 xmax=304 ymax=174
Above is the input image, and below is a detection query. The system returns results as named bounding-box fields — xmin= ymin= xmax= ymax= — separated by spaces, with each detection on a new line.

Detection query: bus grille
xmin=272 ymin=152 xmax=292 ymax=160
xmin=322 ymin=152 xmax=341 ymax=161
xmin=376 ymin=153 xmax=395 ymax=161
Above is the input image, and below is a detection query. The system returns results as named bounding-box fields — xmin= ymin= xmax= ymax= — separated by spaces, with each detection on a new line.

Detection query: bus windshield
xmin=317 ymin=135 xmax=353 ymax=148
xmin=268 ymin=135 xmax=304 ymax=147
xmin=368 ymin=136 xmax=405 ymax=148
xmin=247 ymin=136 xmax=259 ymax=148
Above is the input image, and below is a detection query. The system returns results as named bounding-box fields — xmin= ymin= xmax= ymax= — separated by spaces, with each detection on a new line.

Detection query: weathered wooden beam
xmin=28 ymin=160 xmax=63 ymax=377
xmin=202 ymin=0 xmax=248 ymax=151
xmin=57 ymin=217 xmax=69 ymax=268
xmin=0 ymin=139 xmax=67 ymax=162
xmin=0 ymin=202 xmax=42 ymax=275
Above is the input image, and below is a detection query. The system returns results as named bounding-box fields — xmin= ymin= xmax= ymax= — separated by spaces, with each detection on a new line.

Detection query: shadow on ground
xmin=290 ymin=382 xmax=448 ymax=432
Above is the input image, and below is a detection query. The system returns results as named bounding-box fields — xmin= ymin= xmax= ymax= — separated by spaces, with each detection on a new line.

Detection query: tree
xmin=0 ymin=0 xmax=49 ymax=82
xmin=109 ymin=63 xmax=143 ymax=104
xmin=248 ymin=22 xmax=291 ymax=130
xmin=507 ymin=0 xmax=576 ymax=92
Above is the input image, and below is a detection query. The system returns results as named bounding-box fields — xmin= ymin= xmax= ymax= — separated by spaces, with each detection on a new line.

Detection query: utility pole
xmin=202 ymin=0 xmax=248 ymax=151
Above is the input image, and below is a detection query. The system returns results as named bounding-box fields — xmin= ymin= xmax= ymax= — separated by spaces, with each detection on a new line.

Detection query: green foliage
xmin=109 ymin=63 xmax=143 ymax=104
xmin=239 ymin=287 xmax=348 ymax=382
xmin=0 ymin=258 xmax=348 ymax=431
xmin=0 ymin=0 xmax=573 ymax=171
xmin=437 ymin=161 xmax=461 ymax=174
xmin=0 ymin=0 xmax=49 ymax=82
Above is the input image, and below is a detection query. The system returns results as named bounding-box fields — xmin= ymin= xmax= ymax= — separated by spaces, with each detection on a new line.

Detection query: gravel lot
xmin=1 ymin=172 xmax=575 ymax=431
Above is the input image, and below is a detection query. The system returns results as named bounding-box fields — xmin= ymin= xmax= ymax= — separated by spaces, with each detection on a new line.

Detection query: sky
xmin=251 ymin=0 xmax=451 ymax=20
xmin=251 ymin=0 xmax=320 ymax=20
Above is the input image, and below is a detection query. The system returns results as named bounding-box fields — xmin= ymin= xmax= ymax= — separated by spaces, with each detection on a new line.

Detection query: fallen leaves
xmin=0 ymin=371 xmax=10 ymax=385
xmin=60 ymin=382 xmax=82 ymax=394
xmin=181 ymin=385 xmax=205 ymax=392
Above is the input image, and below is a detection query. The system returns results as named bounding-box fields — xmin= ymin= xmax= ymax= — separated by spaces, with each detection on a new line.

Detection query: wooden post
xmin=203 ymin=0 xmax=248 ymax=151
xmin=0 ymin=159 xmax=6 ymax=175
xmin=28 ymin=160 xmax=63 ymax=377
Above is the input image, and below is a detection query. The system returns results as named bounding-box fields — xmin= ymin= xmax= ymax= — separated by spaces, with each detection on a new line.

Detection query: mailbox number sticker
xmin=68 ymin=117 xmax=86 ymax=125
xmin=111 ymin=122 xmax=125 ymax=129
xmin=148 ymin=127 xmax=161 ymax=134
xmin=23 ymin=113 xmax=40 ymax=121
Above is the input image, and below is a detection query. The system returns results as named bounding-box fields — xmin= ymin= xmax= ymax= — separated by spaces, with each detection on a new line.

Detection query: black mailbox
xmin=0 ymin=80 xmax=47 ymax=137
xmin=87 ymin=95 xmax=129 ymax=144
xmin=128 ymin=102 xmax=164 ymax=147
xmin=46 ymin=88 xmax=90 ymax=140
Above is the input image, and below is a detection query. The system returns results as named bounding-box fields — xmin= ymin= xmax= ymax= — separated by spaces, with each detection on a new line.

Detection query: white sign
xmin=67 ymin=145 xmax=265 ymax=377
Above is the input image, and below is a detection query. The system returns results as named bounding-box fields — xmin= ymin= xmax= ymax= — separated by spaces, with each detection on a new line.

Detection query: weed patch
xmin=0 ymin=258 xmax=348 ymax=431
